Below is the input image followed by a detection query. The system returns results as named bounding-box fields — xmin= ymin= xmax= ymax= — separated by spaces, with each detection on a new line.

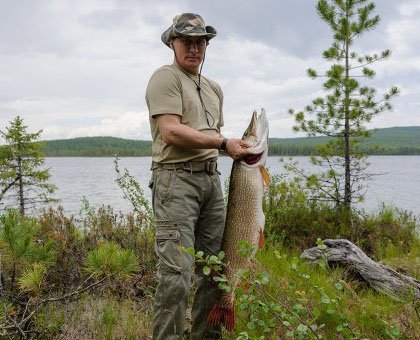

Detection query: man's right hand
xmin=225 ymin=138 xmax=251 ymax=160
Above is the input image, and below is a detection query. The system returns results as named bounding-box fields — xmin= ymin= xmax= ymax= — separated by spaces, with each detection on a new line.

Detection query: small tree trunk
xmin=343 ymin=8 xmax=351 ymax=211
xmin=17 ymin=155 xmax=25 ymax=215
xmin=301 ymin=239 xmax=420 ymax=300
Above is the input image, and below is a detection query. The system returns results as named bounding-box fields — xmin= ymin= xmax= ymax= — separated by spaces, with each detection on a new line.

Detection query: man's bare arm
xmin=155 ymin=114 xmax=249 ymax=160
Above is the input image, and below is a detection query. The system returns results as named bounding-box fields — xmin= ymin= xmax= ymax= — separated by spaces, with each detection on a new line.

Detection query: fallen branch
xmin=301 ymin=239 xmax=420 ymax=300
xmin=19 ymin=275 xmax=110 ymax=329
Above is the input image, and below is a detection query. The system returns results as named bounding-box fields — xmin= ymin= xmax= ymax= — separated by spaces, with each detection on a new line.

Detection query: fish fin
xmin=207 ymin=304 xmax=222 ymax=328
xmin=259 ymin=165 xmax=270 ymax=187
xmin=223 ymin=308 xmax=235 ymax=332
xmin=258 ymin=228 xmax=265 ymax=249
xmin=207 ymin=304 xmax=235 ymax=332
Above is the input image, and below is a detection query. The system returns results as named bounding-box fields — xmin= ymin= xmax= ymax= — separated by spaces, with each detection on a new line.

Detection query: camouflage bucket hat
xmin=161 ymin=13 xmax=217 ymax=47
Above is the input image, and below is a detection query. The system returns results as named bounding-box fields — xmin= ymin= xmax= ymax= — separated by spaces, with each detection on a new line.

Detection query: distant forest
xmin=43 ymin=126 xmax=420 ymax=157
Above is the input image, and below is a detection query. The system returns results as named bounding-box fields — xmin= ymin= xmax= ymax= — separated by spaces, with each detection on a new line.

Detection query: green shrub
xmin=38 ymin=204 xmax=156 ymax=291
xmin=85 ymin=241 xmax=138 ymax=278
xmin=264 ymin=176 xmax=419 ymax=260
xmin=0 ymin=209 xmax=56 ymax=291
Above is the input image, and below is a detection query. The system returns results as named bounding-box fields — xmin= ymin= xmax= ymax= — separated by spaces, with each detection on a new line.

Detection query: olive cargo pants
xmin=149 ymin=166 xmax=225 ymax=340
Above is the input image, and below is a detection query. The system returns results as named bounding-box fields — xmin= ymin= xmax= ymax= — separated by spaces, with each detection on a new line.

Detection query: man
xmin=145 ymin=13 xmax=249 ymax=339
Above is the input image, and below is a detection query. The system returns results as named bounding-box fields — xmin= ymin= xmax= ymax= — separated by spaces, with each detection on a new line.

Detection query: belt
xmin=151 ymin=158 xmax=219 ymax=174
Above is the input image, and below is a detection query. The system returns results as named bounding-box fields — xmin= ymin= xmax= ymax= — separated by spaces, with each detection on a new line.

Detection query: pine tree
xmin=288 ymin=0 xmax=399 ymax=210
xmin=0 ymin=116 xmax=57 ymax=215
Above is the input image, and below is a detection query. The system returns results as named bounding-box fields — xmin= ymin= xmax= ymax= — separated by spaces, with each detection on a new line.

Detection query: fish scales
xmin=207 ymin=109 xmax=269 ymax=332
xmin=223 ymin=163 xmax=264 ymax=273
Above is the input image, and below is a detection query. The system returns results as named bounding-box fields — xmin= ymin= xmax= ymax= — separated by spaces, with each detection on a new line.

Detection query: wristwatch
xmin=219 ymin=137 xmax=228 ymax=152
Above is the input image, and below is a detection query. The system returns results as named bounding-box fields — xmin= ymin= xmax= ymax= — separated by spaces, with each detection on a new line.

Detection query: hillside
xmin=44 ymin=136 xmax=152 ymax=157
xmin=43 ymin=127 xmax=420 ymax=156
xmin=269 ymin=126 xmax=420 ymax=156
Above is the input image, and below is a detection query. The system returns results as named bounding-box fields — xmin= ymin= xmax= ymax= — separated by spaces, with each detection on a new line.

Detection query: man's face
xmin=172 ymin=36 xmax=208 ymax=75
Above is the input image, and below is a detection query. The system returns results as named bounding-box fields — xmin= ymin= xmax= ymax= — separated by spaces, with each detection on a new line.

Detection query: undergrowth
xmin=264 ymin=174 xmax=419 ymax=260
xmin=0 ymin=163 xmax=418 ymax=338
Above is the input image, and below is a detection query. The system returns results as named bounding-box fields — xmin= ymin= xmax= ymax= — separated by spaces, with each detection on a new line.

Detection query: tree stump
xmin=301 ymin=239 xmax=420 ymax=300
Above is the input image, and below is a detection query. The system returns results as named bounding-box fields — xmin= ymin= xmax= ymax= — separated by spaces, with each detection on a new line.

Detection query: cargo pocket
xmin=155 ymin=220 xmax=182 ymax=274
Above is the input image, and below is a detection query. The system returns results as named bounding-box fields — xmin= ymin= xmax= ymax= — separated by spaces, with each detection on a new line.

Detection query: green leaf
xmin=213 ymin=276 xmax=227 ymax=282
xmin=182 ymin=247 xmax=196 ymax=255
xmin=321 ymin=295 xmax=331 ymax=304
xmin=293 ymin=304 xmax=303 ymax=313
xmin=236 ymin=331 xmax=249 ymax=340
xmin=286 ymin=330 xmax=294 ymax=337
xmin=390 ymin=326 xmax=400 ymax=337
xmin=297 ymin=324 xmax=308 ymax=333
xmin=316 ymin=238 xmax=327 ymax=250
xmin=270 ymin=303 xmax=281 ymax=313
xmin=260 ymin=272 xmax=270 ymax=285
xmin=217 ymin=251 xmax=225 ymax=260
xmin=203 ymin=266 xmax=211 ymax=276
xmin=334 ymin=283 xmax=344 ymax=291
xmin=196 ymin=250 xmax=204 ymax=258
xmin=290 ymin=316 xmax=298 ymax=324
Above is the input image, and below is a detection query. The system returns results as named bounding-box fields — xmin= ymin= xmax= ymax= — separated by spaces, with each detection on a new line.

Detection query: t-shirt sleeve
xmin=145 ymin=68 xmax=183 ymax=118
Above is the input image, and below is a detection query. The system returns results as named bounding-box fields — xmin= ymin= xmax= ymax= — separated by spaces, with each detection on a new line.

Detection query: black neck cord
xmin=174 ymin=50 xmax=215 ymax=128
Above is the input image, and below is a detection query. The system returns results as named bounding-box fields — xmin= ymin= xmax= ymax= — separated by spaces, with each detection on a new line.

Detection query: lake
xmin=32 ymin=156 xmax=420 ymax=218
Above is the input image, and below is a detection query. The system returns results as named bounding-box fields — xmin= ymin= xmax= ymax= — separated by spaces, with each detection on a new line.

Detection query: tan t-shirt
xmin=145 ymin=63 xmax=224 ymax=164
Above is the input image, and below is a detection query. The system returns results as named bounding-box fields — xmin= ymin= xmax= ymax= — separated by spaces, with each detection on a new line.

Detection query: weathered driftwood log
xmin=301 ymin=239 xmax=420 ymax=300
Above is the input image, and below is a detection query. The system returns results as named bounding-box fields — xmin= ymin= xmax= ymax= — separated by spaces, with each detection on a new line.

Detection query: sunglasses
xmin=178 ymin=37 xmax=207 ymax=50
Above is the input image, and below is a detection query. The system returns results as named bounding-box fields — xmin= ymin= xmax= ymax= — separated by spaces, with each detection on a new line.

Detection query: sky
xmin=0 ymin=0 xmax=419 ymax=140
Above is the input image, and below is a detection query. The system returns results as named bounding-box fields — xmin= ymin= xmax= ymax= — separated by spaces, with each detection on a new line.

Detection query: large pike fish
xmin=207 ymin=109 xmax=270 ymax=332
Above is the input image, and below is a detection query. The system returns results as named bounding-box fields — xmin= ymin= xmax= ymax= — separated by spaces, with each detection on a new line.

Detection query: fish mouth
xmin=243 ymin=152 xmax=263 ymax=165
xmin=241 ymin=109 xmax=269 ymax=166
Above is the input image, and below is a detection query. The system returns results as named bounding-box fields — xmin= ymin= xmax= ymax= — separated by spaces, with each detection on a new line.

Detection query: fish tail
xmin=207 ymin=302 xmax=235 ymax=332
xmin=223 ymin=307 xmax=235 ymax=332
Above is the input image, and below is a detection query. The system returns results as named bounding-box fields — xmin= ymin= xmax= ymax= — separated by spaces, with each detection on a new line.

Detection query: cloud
xmin=44 ymin=111 xmax=151 ymax=140
xmin=0 ymin=0 xmax=419 ymax=141
xmin=398 ymin=1 xmax=420 ymax=16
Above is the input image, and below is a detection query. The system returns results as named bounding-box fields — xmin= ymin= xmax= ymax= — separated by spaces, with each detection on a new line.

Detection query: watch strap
xmin=219 ymin=137 xmax=228 ymax=152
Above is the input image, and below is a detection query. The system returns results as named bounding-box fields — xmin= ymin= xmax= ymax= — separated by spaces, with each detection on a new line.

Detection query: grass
xmin=221 ymin=241 xmax=419 ymax=339
xmin=32 ymin=240 xmax=419 ymax=339
xmin=35 ymin=294 xmax=153 ymax=339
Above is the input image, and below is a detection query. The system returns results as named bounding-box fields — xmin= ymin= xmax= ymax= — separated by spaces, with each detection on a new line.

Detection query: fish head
xmin=240 ymin=109 xmax=269 ymax=168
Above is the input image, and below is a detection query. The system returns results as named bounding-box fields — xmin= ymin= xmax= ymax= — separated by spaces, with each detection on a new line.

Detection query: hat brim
xmin=161 ymin=25 xmax=217 ymax=47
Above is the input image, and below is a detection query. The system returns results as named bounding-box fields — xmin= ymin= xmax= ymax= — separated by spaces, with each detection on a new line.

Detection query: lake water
xmin=33 ymin=156 xmax=420 ymax=218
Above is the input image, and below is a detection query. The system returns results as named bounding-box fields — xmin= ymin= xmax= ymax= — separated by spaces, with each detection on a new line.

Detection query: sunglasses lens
xmin=182 ymin=38 xmax=206 ymax=49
